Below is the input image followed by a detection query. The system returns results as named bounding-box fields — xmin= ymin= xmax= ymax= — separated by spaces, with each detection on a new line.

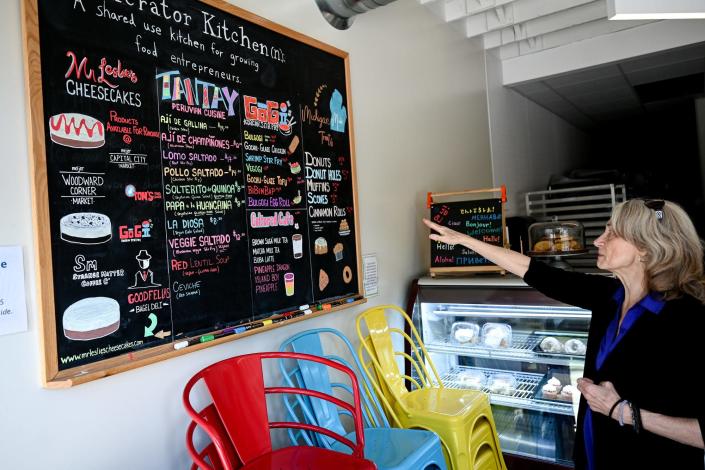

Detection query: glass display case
xmin=409 ymin=276 xmax=592 ymax=468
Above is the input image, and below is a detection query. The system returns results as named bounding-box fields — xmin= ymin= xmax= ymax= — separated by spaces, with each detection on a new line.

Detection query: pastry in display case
xmin=487 ymin=372 xmax=517 ymax=395
xmin=456 ymin=368 xmax=486 ymax=390
xmin=539 ymin=336 xmax=587 ymax=356
xmin=408 ymin=276 xmax=592 ymax=468
xmin=527 ymin=221 xmax=587 ymax=256
xmin=481 ymin=323 xmax=512 ymax=348
xmin=451 ymin=321 xmax=480 ymax=344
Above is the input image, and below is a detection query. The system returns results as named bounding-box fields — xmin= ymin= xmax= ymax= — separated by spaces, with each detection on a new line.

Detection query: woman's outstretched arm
xmin=423 ymin=218 xmax=531 ymax=277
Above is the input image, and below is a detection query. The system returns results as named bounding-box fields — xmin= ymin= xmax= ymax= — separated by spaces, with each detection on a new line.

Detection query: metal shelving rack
xmin=441 ymin=365 xmax=574 ymax=416
xmin=426 ymin=331 xmax=586 ymax=367
xmin=427 ymin=303 xmax=589 ymax=366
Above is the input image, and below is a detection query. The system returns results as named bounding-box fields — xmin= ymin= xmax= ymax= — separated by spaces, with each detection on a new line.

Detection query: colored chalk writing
xmin=430 ymin=199 xmax=504 ymax=268
xmin=27 ymin=0 xmax=361 ymax=380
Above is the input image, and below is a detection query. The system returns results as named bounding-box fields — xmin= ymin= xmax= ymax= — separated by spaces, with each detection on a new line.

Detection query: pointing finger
xmin=423 ymin=219 xmax=443 ymax=231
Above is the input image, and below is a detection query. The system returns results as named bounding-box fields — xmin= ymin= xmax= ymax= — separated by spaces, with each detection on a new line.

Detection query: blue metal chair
xmin=279 ymin=327 xmax=447 ymax=470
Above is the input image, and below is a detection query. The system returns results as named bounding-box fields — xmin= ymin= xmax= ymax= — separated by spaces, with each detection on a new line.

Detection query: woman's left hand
xmin=577 ymin=377 xmax=621 ymax=417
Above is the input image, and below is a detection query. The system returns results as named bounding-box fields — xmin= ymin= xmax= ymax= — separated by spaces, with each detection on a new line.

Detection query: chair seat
xmin=398 ymin=388 xmax=489 ymax=420
xmin=330 ymin=428 xmax=443 ymax=469
xmin=241 ymin=446 xmax=376 ymax=470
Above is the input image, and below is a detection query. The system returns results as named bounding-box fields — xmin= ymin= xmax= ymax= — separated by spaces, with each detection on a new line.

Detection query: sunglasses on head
xmin=643 ymin=199 xmax=664 ymax=221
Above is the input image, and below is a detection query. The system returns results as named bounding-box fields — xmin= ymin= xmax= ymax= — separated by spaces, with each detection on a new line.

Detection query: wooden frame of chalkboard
xmin=428 ymin=187 xmax=508 ymax=276
xmin=22 ymin=0 xmax=365 ymax=387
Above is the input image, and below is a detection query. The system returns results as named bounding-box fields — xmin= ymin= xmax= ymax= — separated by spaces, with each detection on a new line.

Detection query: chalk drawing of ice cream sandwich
xmin=63 ymin=297 xmax=120 ymax=341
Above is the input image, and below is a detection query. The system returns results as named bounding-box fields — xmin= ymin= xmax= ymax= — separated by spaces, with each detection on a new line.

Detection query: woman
xmin=424 ymin=199 xmax=705 ymax=469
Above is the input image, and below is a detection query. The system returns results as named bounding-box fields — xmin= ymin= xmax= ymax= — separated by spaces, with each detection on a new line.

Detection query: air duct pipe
xmin=314 ymin=0 xmax=397 ymax=29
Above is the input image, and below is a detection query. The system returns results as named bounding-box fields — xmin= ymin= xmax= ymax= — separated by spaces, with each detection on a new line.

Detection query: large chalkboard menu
xmin=429 ymin=190 xmax=507 ymax=275
xmin=23 ymin=0 xmax=363 ymax=386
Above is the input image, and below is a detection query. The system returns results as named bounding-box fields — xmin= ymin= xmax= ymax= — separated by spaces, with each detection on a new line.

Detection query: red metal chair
xmin=183 ymin=351 xmax=377 ymax=470
xmin=186 ymin=404 xmax=241 ymax=470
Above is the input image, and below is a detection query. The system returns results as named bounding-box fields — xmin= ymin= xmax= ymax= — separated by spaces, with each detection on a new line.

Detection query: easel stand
xmin=429 ymin=266 xmax=506 ymax=277
xmin=427 ymin=186 xmax=508 ymax=277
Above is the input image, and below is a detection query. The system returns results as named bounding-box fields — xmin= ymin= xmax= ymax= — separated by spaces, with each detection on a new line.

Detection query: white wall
xmin=486 ymin=51 xmax=590 ymax=216
xmin=0 ymin=1 xmax=491 ymax=468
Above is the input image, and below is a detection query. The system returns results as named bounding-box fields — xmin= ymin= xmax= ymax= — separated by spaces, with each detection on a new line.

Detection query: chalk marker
xmin=174 ymin=341 xmax=189 ymax=350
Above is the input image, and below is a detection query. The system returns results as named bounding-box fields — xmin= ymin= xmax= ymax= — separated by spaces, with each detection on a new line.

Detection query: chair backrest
xmin=183 ymin=386 xmax=240 ymax=470
xmin=356 ymin=305 xmax=444 ymax=420
xmin=185 ymin=352 xmax=367 ymax=464
xmin=187 ymin=421 xmax=222 ymax=470
xmin=279 ymin=328 xmax=390 ymax=449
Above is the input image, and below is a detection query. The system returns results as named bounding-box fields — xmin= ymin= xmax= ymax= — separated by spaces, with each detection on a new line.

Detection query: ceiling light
xmin=608 ymin=0 xmax=705 ymax=20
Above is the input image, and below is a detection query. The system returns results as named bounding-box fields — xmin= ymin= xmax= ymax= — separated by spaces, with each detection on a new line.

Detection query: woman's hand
xmin=422 ymin=218 xmax=531 ymax=277
xmin=577 ymin=378 xmax=621 ymax=417
xmin=423 ymin=218 xmax=469 ymax=246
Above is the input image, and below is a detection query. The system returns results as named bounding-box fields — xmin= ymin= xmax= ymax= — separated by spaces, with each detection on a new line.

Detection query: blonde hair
xmin=610 ymin=199 xmax=705 ymax=302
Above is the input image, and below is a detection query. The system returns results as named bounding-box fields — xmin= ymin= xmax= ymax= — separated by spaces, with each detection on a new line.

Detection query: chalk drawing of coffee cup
xmin=284 ymin=272 xmax=295 ymax=296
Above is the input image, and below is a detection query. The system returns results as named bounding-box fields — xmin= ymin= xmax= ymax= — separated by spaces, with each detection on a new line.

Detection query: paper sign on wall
xmin=0 ymin=246 xmax=28 ymax=336
xmin=362 ymin=254 xmax=378 ymax=297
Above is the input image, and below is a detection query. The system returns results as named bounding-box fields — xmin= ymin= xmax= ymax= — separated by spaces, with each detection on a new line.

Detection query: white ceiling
xmin=512 ymin=42 xmax=705 ymax=129
xmin=419 ymin=0 xmax=654 ymax=58
xmin=419 ymin=0 xmax=705 ymax=129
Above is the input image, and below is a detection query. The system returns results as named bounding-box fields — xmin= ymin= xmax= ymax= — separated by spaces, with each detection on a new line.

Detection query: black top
xmin=523 ymin=259 xmax=705 ymax=469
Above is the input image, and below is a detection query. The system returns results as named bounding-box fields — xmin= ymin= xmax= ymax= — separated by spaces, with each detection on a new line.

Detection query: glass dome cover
xmin=527 ymin=221 xmax=587 ymax=256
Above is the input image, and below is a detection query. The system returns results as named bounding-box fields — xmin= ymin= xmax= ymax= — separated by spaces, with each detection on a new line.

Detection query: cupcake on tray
xmin=542 ymin=383 xmax=561 ymax=400
xmin=560 ymin=384 xmax=576 ymax=401
xmin=541 ymin=377 xmax=562 ymax=399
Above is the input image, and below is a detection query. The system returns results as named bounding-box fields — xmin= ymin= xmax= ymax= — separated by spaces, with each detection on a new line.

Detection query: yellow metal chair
xmin=356 ymin=305 xmax=506 ymax=470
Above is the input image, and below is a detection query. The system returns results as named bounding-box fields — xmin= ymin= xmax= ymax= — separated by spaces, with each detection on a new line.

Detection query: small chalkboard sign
xmin=428 ymin=187 xmax=507 ymax=275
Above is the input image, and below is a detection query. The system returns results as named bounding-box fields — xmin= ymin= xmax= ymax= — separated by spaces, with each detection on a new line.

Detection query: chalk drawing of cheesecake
xmin=63 ymin=297 xmax=120 ymax=341
xmin=60 ymin=212 xmax=112 ymax=244
xmin=49 ymin=112 xmax=105 ymax=149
